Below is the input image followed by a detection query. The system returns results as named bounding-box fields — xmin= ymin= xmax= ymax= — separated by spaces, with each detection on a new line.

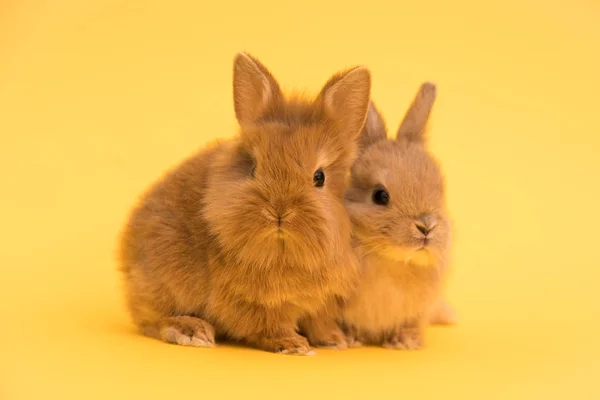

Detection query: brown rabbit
xmin=343 ymin=83 xmax=455 ymax=350
xmin=118 ymin=52 xmax=371 ymax=355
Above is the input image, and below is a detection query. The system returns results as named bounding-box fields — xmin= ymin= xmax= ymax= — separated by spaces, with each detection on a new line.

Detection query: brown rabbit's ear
xmin=357 ymin=101 xmax=388 ymax=152
xmin=319 ymin=66 xmax=372 ymax=140
xmin=396 ymin=82 xmax=437 ymax=144
xmin=233 ymin=52 xmax=284 ymax=125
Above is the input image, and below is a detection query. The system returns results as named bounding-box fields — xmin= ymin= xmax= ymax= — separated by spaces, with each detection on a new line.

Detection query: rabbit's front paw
xmin=157 ymin=316 xmax=216 ymax=347
xmin=341 ymin=324 xmax=363 ymax=348
xmin=249 ymin=332 xmax=314 ymax=355
xmin=383 ymin=326 xmax=423 ymax=350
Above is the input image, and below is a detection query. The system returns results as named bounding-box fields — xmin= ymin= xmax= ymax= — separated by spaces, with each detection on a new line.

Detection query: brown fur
xmin=342 ymin=83 xmax=455 ymax=350
xmin=118 ymin=52 xmax=372 ymax=355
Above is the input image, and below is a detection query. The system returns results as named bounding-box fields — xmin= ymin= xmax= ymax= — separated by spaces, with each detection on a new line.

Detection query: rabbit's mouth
xmin=374 ymin=245 xmax=437 ymax=269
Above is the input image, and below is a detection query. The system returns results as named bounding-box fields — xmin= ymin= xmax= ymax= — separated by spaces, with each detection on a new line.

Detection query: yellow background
xmin=1 ymin=0 xmax=599 ymax=398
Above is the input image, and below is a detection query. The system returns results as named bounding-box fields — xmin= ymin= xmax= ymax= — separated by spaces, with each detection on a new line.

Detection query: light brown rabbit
xmin=118 ymin=52 xmax=372 ymax=355
xmin=342 ymin=83 xmax=455 ymax=350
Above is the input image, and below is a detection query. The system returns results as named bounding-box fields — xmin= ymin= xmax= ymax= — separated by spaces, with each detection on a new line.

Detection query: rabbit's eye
xmin=313 ymin=168 xmax=325 ymax=187
xmin=372 ymin=188 xmax=389 ymax=206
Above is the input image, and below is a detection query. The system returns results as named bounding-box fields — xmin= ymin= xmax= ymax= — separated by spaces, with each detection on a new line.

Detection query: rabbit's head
xmin=203 ymin=53 xmax=371 ymax=268
xmin=345 ymin=83 xmax=451 ymax=267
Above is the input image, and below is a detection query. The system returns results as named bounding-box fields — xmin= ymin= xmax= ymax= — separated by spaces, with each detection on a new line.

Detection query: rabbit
xmin=118 ymin=52 xmax=372 ymax=355
xmin=342 ymin=82 xmax=455 ymax=350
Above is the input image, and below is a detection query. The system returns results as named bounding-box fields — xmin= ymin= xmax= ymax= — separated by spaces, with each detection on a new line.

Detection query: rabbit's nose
xmin=270 ymin=200 xmax=292 ymax=222
xmin=415 ymin=214 xmax=437 ymax=236
xmin=273 ymin=206 xmax=287 ymax=220
xmin=416 ymin=223 xmax=430 ymax=235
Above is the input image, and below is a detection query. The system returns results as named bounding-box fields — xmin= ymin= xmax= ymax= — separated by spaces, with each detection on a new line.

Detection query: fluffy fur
xmin=342 ymin=83 xmax=455 ymax=350
xmin=118 ymin=52 xmax=372 ymax=355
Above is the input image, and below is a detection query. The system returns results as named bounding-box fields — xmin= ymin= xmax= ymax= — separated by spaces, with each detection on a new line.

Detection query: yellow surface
xmin=1 ymin=0 xmax=599 ymax=399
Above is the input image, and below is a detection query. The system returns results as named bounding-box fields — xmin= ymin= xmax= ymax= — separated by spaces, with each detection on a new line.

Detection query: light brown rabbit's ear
xmin=396 ymin=82 xmax=437 ymax=144
xmin=233 ymin=52 xmax=283 ymax=125
xmin=357 ymin=101 xmax=388 ymax=152
xmin=319 ymin=66 xmax=372 ymax=140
